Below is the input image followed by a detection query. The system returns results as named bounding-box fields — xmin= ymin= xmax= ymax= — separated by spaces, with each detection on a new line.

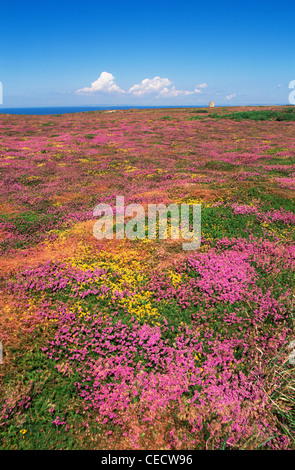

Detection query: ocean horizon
xmin=0 ymin=104 xmax=285 ymax=116
xmin=0 ymin=105 xmax=212 ymax=115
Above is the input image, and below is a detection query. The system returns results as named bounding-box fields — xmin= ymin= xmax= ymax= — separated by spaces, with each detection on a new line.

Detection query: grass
xmin=190 ymin=107 xmax=295 ymax=122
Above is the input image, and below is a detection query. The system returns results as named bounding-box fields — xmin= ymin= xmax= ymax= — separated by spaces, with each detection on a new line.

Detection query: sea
xmin=0 ymin=105 xmax=210 ymax=116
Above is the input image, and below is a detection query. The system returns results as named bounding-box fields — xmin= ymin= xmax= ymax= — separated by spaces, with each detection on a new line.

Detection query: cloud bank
xmin=76 ymin=72 xmax=208 ymax=98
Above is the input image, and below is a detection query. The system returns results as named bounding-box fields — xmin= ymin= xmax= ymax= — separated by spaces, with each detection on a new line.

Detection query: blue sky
xmin=0 ymin=0 xmax=294 ymax=107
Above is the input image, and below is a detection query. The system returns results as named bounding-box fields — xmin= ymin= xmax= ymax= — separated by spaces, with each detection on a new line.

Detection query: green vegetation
xmin=189 ymin=107 xmax=295 ymax=121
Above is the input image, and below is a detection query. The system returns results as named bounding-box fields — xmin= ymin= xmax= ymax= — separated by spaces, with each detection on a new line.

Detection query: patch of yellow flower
xmin=118 ymin=291 xmax=159 ymax=321
xmin=168 ymin=271 xmax=183 ymax=287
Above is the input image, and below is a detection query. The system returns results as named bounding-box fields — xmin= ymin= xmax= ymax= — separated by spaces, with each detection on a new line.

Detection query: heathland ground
xmin=0 ymin=106 xmax=294 ymax=449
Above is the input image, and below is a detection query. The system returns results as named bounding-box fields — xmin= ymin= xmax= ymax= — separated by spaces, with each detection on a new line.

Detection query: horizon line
xmin=0 ymin=103 xmax=291 ymax=110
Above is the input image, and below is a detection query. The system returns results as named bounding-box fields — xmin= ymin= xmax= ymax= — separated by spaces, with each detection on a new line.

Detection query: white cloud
xmin=128 ymin=76 xmax=172 ymax=96
xmin=76 ymin=72 xmax=208 ymax=98
xmin=128 ymin=76 xmax=208 ymax=97
xmin=76 ymin=71 xmax=125 ymax=94
xmin=226 ymin=92 xmax=236 ymax=100
xmin=196 ymin=83 xmax=208 ymax=89
xmin=194 ymin=83 xmax=208 ymax=93
xmin=158 ymin=86 xmax=194 ymax=97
